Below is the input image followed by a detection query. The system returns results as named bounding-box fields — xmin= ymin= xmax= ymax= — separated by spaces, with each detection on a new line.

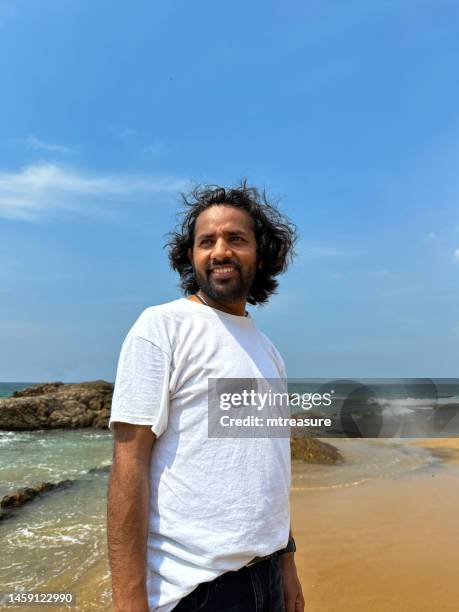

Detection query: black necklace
xmin=196 ymin=292 xmax=248 ymax=317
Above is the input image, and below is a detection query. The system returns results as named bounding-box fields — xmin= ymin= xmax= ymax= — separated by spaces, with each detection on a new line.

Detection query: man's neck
xmin=189 ymin=292 xmax=247 ymax=317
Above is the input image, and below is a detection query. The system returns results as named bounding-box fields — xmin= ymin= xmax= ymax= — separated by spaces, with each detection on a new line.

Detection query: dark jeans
xmin=173 ymin=553 xmax=285 ymax=612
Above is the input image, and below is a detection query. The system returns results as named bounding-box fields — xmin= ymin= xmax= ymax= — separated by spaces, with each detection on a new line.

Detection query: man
xmin=107 ymin=182 xmax=305 ymax=611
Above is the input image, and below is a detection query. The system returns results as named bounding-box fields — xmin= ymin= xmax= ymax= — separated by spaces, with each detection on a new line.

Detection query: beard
xmin=193 ymin=260 xmax=257 ymax=303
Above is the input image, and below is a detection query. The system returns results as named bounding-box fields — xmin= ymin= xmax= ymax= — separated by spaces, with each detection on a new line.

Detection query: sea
xmin=0 ymin=383 xmax=113 ymax=610
xmin=0 ymin=381 xmax=453 ymax=611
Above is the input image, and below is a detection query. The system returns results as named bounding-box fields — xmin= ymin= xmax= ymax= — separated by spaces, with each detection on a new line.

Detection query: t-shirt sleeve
xmin=109 ymin=332 xmax=171 ymax=437
xmin=277 ymin=351 xmax=288 ymax=379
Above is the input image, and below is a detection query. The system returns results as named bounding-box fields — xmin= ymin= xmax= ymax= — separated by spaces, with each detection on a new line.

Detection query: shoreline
xmin=409 ymin=437 xmax=459 ymax=465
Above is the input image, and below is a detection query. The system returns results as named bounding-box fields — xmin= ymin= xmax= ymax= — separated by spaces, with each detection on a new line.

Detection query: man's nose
xmin=211 ymin=237 xmax=233 ymax=259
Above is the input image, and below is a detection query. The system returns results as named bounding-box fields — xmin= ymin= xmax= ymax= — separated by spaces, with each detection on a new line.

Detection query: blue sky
xmin=1 ymin=0 xmax=459 ymax=381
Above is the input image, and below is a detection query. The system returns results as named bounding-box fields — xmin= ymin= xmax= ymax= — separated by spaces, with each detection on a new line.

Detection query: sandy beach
xmin=292 ymin=438 xmax=459 ymax=612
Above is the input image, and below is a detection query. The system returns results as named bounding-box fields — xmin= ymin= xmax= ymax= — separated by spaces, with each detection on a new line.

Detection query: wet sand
xmin=409 ymin=437 xmax=459 ymax=465
xmin=292 ymin=439 xmax=459 ymax=612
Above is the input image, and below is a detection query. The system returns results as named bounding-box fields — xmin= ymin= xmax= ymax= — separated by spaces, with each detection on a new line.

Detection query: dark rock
xmin=87 ymin=465 xmax=111 ymax=475
xmin=290 ymin=435 xmax=343 ymax=464
xmin=13 ymin=383 xmax=64 ymax=397
xmin=0 ymin=381 xmax=113 ymax=431
xmin=0 ymin=479 xmax=73 ymax=521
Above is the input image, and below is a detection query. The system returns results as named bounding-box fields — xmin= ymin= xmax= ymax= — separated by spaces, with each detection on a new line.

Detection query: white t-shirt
xmin=109 ymin=298 xmax=291 ymax=612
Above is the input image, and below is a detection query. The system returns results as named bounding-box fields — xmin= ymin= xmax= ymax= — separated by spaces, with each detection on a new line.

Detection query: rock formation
xmin=0 ymin=381 xmax=113 ymax=430
xmin=290 ymin=435 xmax=343 ymax=464
xmin=0 ymin=479 xmax=74 ymax=521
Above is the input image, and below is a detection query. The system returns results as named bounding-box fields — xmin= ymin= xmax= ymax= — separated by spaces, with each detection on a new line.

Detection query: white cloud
xmin=27 ymin=135 xmax=73 ymax=154
xmin=372 ymin=268 xmax=391 ymax=277
xmin=122 ymin=128 xmax=137 ymax=137
xmin=453 ymin=248 xmax=459 ymax=262
xmin=299 ymin=243 xmax=359 ymax=261
xmin=107 ymin=125 xmax=138 ymax=142
xmin=0 ymin=162 xmax=189 ymax=221
xmin=305 ymin=245 xmax=343 ymax=257
xmin=142 ymin=140 xmax=165 ymax=158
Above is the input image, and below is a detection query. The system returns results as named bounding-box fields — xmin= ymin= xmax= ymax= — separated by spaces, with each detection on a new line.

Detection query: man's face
xmin=188 ymin=205 xmax=260 ymax=303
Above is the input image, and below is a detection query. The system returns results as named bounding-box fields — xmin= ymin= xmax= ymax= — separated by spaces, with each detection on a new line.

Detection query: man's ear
xmin=187 ymin=247 xmax=193 ymax=263
xmin=257 ymin=259 xmax=263 ymax=270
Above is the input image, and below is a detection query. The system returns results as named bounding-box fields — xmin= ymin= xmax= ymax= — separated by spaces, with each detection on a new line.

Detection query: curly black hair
xmin=166 ymin=180 xmax=297 ymax=305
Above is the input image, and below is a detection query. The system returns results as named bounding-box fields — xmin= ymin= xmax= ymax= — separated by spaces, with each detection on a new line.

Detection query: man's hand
xmin=280 ymin=553 xmax=305 ymax=612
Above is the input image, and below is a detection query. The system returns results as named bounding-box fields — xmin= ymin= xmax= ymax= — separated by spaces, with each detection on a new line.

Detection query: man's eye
xmin=200 ymin=239 xmax=212 ymax=246
xmin=231 ymin=236 xmax=244 ymax=242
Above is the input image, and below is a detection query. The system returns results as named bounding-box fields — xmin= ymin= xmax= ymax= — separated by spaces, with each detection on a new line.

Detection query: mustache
xmin=206 ymin=260 xmax=241 ymax=272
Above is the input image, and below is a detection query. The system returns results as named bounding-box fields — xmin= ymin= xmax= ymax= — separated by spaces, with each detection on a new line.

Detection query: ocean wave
xmin=291 ymin=439 xmax=438 ymax=492
xmin=6 ymin=522 xmax=98 ymax=548
xmin=0 ymin=432 xmax=25 ymax=445
xmin=357 ymin=395 xmax=459 ymax=410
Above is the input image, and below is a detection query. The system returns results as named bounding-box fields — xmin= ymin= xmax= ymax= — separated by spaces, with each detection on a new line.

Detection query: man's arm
xmin=280 ymin=529 xmax=305 ymax=612
xmin=107 ymin=423 xmax=156 ymax=612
